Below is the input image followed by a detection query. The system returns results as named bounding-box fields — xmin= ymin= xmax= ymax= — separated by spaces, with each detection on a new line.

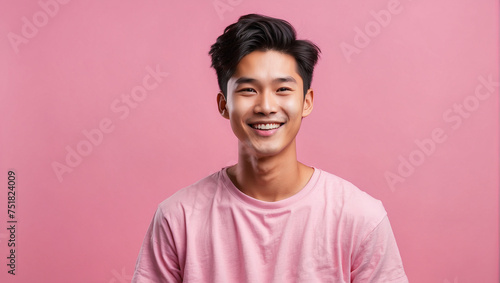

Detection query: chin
xmin=252 ymin=146 xmax=284 ymax=157
xmin=239 ymin=139 xmax=287 ymax=157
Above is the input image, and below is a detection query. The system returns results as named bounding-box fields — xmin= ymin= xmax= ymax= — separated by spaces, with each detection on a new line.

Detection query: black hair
xmin=208 ymin=13 xmax=321 ymax=99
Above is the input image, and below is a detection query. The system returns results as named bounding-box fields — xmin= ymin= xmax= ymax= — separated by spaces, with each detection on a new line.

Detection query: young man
xmin=132 ymin=14 xmax=408 ymax=282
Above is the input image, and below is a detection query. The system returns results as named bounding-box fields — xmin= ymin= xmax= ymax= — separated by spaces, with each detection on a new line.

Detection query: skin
xmin=216 ymin=50 xmax=315 ymax=202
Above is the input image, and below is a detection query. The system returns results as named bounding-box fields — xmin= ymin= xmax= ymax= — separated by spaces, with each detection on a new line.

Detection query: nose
xmin=254 ymin=90 xmax=278 ymax=115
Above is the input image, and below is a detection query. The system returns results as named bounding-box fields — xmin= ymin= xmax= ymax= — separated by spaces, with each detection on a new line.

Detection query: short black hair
xmin=209 ymin=13 xmax=321 ymax=99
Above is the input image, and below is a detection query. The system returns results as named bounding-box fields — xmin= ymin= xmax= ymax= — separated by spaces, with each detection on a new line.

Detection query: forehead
xmin=230 ymin=50 xmax=302 ymax=85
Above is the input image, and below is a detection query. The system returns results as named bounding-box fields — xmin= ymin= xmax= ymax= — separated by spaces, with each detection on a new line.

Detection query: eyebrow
xmin=234 ymin=76 xmax=297 ymax=85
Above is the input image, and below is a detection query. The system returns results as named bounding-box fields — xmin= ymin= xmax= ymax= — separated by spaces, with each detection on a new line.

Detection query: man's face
xmin=217 ymin=50 xmax=313 ymax=158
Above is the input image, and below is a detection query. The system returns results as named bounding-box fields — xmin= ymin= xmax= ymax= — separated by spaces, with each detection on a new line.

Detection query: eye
xmin=277 ymin=87 xmax=292 ymax=92
xmin=238 ymin=88 xmax=256 ymax=93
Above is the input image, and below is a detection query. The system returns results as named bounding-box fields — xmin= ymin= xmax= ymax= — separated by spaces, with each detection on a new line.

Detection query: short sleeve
xmin=350 ymin=215 xmax=408 ymax=283
xmin=132 ymin=205 xmax=183 ymax=283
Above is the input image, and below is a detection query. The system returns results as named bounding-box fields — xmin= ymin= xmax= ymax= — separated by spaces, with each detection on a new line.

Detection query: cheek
xmin=281 ymin=98 xmax=304 ymax=119
xmin=227 ymin=102 xmax=249 ymax=131
xmin=228 ymin=100 xmax=251 ymax=120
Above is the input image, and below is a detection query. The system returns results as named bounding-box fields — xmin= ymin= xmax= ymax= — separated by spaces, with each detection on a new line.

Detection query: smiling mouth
xmin=248 ymin=123 xmax=284 ymax=130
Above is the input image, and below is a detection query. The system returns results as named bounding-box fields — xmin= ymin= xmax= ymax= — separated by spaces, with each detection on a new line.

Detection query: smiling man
xmin=220 ymin=49 xmax=315 ymax=202
xmin=132 ymin=14 xmax=408 ymax=283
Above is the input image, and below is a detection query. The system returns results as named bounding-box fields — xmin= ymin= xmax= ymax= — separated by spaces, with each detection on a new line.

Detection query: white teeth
xmin=252 ymin=123 xmax=281 ymax=130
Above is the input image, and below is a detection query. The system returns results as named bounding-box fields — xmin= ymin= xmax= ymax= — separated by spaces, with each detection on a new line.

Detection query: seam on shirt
xmin=220 ymin=167 xmax=322 ymax=211
xmin=358 ymin=212 xmax=388 ymax=250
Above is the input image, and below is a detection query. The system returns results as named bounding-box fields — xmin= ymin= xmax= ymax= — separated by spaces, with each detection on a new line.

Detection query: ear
xmin=217 ymin=92 xmax=230 ymax=119
xmin=302 ymin=89 xmax=314 ymax=118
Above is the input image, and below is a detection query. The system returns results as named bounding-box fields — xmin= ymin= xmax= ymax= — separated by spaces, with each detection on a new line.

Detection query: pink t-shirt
xmin=132 ymin=167 xmax=408 ymax=282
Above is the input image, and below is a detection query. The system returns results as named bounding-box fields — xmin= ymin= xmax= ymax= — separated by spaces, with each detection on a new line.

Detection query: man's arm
xmin=132 ymin=205 xmax=183 ymax=283
xmin=350 ymin=215 xmax=409 ymax=283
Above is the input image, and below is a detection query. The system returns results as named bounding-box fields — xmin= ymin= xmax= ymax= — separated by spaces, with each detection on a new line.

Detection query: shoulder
xmin=314 ymin=168 xmax=387 ymax=228
xmin=156 ymin=169 xmax=224 ymax=220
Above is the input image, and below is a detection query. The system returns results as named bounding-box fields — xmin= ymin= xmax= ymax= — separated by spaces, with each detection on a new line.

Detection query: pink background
xmin=0 ymin=0 xmax=498 ymax=282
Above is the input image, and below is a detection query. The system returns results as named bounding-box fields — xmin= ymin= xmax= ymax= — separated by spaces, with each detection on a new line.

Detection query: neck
xmin=227 ymin=139 xmax=313 ymax=202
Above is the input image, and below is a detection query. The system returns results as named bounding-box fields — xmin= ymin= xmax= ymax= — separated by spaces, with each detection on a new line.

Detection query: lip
xmin=247 ymin=120 xmax=285 ymax=125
